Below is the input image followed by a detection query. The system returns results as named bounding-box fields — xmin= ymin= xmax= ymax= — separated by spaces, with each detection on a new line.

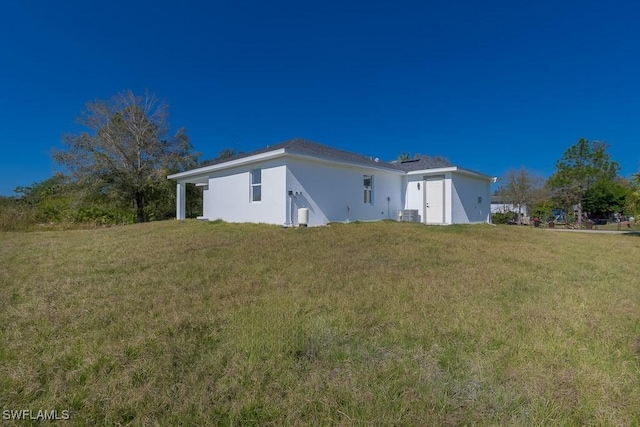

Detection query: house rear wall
xmin=286 ymin=157 xmax=403 ymax=226
xmin=203 ymin=159 xmax=287 ymax=224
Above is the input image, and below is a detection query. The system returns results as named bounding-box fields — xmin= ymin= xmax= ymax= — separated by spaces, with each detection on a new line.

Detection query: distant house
xmin=168 ymin=138 xmax=496 ymax=226
xmin=490 ymin=196 xmax=529 ymax=216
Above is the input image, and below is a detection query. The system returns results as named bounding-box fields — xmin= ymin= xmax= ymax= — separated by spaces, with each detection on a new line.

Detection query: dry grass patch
xmin=1 ymin=221 xmax=639 ymax=425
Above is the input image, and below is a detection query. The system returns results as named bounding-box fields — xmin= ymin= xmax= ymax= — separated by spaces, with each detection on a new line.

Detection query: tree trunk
xmin=135 ymin=191 xmax=146 ymax=223
xmin=577 ymin=201 xmax=583 ymax=227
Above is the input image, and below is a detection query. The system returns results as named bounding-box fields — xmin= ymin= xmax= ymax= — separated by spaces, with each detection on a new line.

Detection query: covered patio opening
xmin=175 ymin=178 xmax=208 ymax=220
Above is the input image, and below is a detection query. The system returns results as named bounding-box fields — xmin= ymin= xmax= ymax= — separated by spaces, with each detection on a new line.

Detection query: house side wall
xmin=286 ymin=158 xmax=403 ymax=226
xmin=203 ymin=159 xmax=287 ymax=224
xmin=450 ymin=174 xmax=491 ymax=224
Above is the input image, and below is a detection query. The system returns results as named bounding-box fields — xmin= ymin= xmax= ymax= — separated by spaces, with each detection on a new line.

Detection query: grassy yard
xmin=1 ymin=221 xmax=639 ymax=425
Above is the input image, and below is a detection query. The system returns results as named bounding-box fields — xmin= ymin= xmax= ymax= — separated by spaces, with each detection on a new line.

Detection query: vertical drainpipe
xmin=287 ymin=190 xmax=294 ymax=227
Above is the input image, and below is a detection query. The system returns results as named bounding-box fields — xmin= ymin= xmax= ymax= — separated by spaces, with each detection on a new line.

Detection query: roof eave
xmin=168 ymin=147 xmax=404 ymax=181
xmin=168 ymin=148 xmax=287 ymax=180
xmin=286 ymin=152 xmax=405 ymax=174
xmin=407 ymin=166 xmax=495 ymax=181
xmin=406 ymin=166 xmax=458 ymax=175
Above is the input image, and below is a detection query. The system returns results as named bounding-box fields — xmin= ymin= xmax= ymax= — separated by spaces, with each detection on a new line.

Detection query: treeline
xmin=493 ymin=138 xmax=640 ymax=225
xmin=0 ymin=172 xmax=195 ymax=231
xmin=0 ymin=90 xmax=236 ymax=232
xmin=0 ymin=163 xmax=236 ymax=232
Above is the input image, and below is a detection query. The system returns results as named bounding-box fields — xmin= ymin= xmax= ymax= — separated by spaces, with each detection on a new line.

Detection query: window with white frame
xmin=251 ymin=168 xmax=262 ymax=202
xmin=363 ymin=175 xmax=373 ymax=204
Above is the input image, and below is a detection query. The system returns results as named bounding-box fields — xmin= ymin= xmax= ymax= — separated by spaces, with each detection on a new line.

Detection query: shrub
xmin=491 ymin=211 xmax=517 ymax=224
xmin=72 ymin=205 xmax=135 ymax=225
xmin=0 ymin=200 xmax=38 ymax=231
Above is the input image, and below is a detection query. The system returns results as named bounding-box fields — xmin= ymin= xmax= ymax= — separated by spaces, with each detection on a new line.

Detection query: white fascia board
xmin=407 ymin=167 xmax=495 ymax=182
xmin=287 ymin=153 xmax=405 ymax=174
xmin=167 ymin=149 xmax=286 ymax=181
xmin=455 ymin=168 xmax=496 ymax=182
xmin=406 ymin=167 xmax=457 ymax=176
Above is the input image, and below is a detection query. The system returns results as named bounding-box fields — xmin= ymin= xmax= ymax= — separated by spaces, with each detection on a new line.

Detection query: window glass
xmin=252 ymin=169 xmax=261 ymax=184
xmin=252 ymin=185 xmax=261 ymax=202
xmin=364 ymin=175 xmax=373 ymax=204
xmin=251 ymin=169 xmax=262 ymax=202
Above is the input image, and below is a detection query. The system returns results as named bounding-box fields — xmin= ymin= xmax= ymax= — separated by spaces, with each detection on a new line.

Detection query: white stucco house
xmin=168 ymin=138 xmax=496 ymax=226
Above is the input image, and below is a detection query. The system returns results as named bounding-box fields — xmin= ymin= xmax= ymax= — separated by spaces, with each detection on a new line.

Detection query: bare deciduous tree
xmin=53 ymin=90 xmax=196 ymax=222
xmin=497 ymin=167 xmax=545 ymax=224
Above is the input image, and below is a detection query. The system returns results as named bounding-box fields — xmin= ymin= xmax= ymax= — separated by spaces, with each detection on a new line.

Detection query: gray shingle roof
xmin=171 ymin=138 xmax=494 ymax=183
xmin=202 ymin=138 xmax=457 ymax=172
xmin=281 ymin=138 xmax=401 ymax=170
xmin=205 ymin=138 xmax=402 ymax=171
xmin=391 ymin=156 xmax=453 ymax=172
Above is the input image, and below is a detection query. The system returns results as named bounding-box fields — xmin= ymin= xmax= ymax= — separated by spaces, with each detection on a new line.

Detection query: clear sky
xmin=1 ymin=0 xmax=639 ymax=196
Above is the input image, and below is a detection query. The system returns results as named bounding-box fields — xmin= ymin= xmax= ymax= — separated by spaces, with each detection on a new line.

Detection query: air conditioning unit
xmin=399 ymin=209 xmax=420 ymax=222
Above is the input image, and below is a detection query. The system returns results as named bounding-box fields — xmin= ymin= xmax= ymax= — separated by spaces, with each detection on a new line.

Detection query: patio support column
xmin=176 ymin=182 xmax=186 ymax=220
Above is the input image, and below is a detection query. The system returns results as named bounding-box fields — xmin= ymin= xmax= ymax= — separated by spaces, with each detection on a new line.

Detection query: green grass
xmin=1 ymin=220 xmax=639 ymax=425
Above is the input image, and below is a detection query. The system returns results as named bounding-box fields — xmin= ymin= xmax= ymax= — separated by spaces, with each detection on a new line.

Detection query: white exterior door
xmin=424 ymin=177 xmax=444 ymax=224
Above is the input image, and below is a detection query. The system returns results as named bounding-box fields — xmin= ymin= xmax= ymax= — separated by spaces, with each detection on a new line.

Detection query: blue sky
xmin=1 ymin=0 xmax=639 ymax=196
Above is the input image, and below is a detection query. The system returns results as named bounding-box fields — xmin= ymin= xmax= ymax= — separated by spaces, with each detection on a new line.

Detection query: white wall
xmin=191 ymin=155 xmax=490 ymax=226
xmin=286 ymin=157 xmax=403 ymax=226
xmin=444 ymin=175 xmax=453 ymax=224
xmin=450 ymin=174 xmax=491 ymax=224
xmin=405 ymin=175 xmax=424 ymax=222
xmin=203 ymin=159 xmax=287 ymax=224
